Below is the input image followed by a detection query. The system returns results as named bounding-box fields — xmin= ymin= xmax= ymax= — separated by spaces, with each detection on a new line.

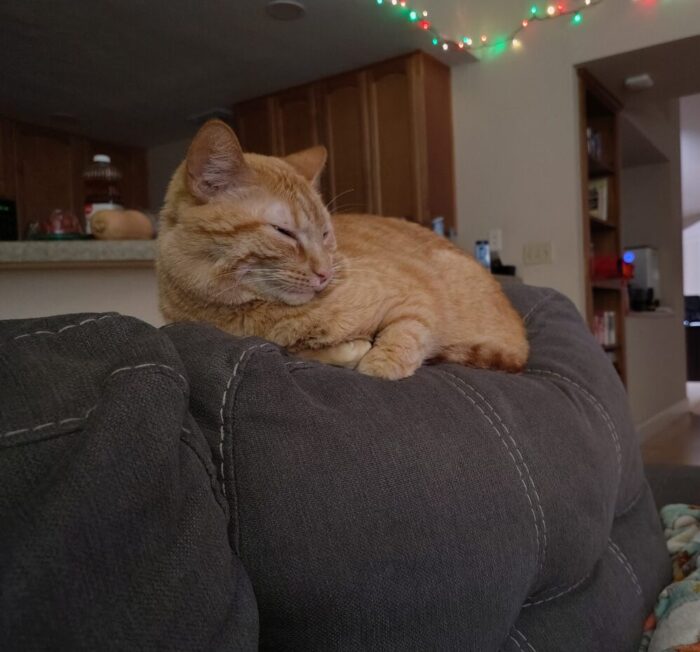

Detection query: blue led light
xmin=623 ymin=251 xmax=635 ymax=264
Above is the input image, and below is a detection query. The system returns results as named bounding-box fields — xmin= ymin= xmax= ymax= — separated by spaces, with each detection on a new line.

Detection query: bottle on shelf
xmin=83 ymin=154 xmax=123 ymax=236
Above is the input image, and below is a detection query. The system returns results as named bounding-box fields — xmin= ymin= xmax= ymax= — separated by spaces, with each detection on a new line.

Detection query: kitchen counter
xmin=0 ymin=240 xmax=156 ymax=270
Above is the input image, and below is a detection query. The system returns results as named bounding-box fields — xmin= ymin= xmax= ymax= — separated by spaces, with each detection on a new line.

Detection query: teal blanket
xmin=640 ymin=504 xmax=700 ymax=652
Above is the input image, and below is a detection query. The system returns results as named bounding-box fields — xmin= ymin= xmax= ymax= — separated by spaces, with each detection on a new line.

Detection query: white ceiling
xmin=0 ymin=0 xmax=473 ymax=147
xmin=583 ymin=35 xmax=700 ymax=107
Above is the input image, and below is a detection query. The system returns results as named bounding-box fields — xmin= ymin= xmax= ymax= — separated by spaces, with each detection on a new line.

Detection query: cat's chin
xmin=278 ymin=290 xmax=316 ymax=306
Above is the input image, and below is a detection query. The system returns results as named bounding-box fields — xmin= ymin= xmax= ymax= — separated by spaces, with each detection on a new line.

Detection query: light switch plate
xmin=523 ymin=241 xmax=553 ymax=265
xmin=489 ymin=228 xmax=503 ymax=253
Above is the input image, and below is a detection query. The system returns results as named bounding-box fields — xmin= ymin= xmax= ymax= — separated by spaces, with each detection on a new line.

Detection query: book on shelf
xmin=593 ymin=311 xmax=617 ymax=347
xmin=588 ymin=178 xmax=609 ymax=221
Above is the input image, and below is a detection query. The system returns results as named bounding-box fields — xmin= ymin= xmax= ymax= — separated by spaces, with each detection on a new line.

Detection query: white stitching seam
xmin=2 ymin=363 xmax=188 ymax=438
xmin=513 ymin=628 xmax=537 ymax=652
xmin=523 ymin=568 xmax=593 ymax=607
xmin=13 ymin=315 xmax=115 ymax=340
xmin=522 ymin=291 xmax=556 ymax=326
xmin=445 ymin=372 xmax=548 ymax=577
xmin=284 ymin=361 xmax=313 ymax=370
xmin=439 ymin=372 xmax=544 ymax=577
xmin=616 ymin=483 xmax=646 ymax=518
xmin=219 ymin=343 xmax=270 ymax=497
xmin=508 ymin=635 xmax=525 ymax=652
xmin=526 ymin=368 xmax=621 ymax=476
xmin=1 ymin=406 xmax=97 ymax=438
xmin=109 ymin=363 xmax=188 ymax=389
xmin=608 ymin=539 xmax=642 ymax=596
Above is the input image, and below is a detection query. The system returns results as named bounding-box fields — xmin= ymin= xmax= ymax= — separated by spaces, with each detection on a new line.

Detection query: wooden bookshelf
xmin=578 ymin=69 xmax=626 ymax=384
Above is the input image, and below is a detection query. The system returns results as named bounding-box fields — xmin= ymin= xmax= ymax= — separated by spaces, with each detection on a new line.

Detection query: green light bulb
xmin=432 ymin=37 xmax=439 ymax=45
xmin=409 ymin=10 xmax=417 ymax=20
xmin=573 ymin=12 xmax=582 ymax=24
xmin=376 ymin=0 xmax=383 ymax=4
xmin=530 ymin=5 xmax=538 ymax=14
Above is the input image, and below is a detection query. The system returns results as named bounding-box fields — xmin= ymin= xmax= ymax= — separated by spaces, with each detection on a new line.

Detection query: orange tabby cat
xmin=157 ymin=120 xmax=528 ymax=380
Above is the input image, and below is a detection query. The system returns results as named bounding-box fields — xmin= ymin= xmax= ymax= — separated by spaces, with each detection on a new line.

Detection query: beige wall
xmin=621 ymin=158 xmax=686 ymax=427
xmin=0 ymin=268 xmax=162 ymax=326
xmin=438 ymin=0 xmax=699 ymax=430
xmin=681 ymin=94 xmax=700 ymax=295
xmin=681 ymin=94 xmax=700 ymax=224
xmin=685 ymin=220 xmax=700 ymax=295
xmin=443 ymin=0 xmax=700 ymax=310
xmin=619 ymin=99 xmax=686 ymax=428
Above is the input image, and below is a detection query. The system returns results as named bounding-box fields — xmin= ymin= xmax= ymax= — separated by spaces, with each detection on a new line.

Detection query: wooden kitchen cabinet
xmin=0 ymin=118 xmax=17 ymax=201
xmin=366 ymin=56 xmax=420 ymax=222
xmin=15 ymin=125 xmax=85 ymax=236
xmin=0 ymin=117 xmax=148 ymax=238
xmin=233 ymin=51 xmax=456 ymax=230
xmin=274 ymin=86 xmax=321 ymax=155
xmin=235 ymin=97 xmax=278 ymax=156
xmin=321 ymin=72 xmax=372 ymax=214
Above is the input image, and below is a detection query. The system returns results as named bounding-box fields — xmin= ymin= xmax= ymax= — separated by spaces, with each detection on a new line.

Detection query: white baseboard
xmin=636 ymin=398 xmax=690 ymax=442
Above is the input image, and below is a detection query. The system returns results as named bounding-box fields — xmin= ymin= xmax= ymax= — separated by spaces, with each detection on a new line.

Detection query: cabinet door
xmin=0 ymin=118 xmax=17 ymax=201
xmin=419 ymin=53 xmax=456 ymax=232
xmin=274 ymin=85 xmax=320 ymax=155
xmin=15 ymin=125 xmax=84 ymax=236
xmin=234 ymin=97 xmax=278 ymax=155
xmin=367 ymin=56 xmax=422 ymax=223
xmin=86 ymin=141 xmax=149 ymax=210
xmin=321 ymin=72 xmax=372 ymax=214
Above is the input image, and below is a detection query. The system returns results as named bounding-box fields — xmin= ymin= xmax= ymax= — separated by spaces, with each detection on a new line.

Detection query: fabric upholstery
xmin=165 ymin=284 xmax=671 ymax=651
xmin=0 ymin=315 xmax=258 ymax=651
xmin=0 ymin=283 xmax=671 ymax=651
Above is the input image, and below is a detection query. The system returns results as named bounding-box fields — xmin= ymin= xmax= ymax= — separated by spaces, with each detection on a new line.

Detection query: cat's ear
xmin=186 ymin=120 xmax=252 ymax=201
xmin=284 ymin=146 xmax=327 ymax=187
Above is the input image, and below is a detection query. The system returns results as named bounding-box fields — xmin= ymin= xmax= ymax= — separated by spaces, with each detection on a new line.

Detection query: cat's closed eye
xmin=272 ymin=225 xmax=297 ymax=241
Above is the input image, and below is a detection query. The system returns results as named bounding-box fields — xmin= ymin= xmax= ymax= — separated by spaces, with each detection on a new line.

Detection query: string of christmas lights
xmin=374 ymin=0 xmax=605 ymax=55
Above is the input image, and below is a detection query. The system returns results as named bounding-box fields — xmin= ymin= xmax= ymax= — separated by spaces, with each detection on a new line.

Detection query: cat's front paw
xmin=355 ymin=349 xmax=418 ymax=380
xmin=297 ymin=339 xmax=372 ymax=369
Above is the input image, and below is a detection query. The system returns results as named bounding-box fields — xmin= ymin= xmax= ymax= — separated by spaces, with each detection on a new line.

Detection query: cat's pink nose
xmin=311 ymin=268 xmax=333 ymax=289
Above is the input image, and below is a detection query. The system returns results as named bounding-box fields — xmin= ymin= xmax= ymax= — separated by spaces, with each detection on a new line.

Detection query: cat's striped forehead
xmin=246 ymin=155 xmax=328 ymax=229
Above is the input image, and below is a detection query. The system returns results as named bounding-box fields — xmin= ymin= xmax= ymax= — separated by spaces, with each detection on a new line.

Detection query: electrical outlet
xmin=523 ymin=241 xmax=553 ymax=266
xmin=489 ymin=228 xmax=503 ymax=253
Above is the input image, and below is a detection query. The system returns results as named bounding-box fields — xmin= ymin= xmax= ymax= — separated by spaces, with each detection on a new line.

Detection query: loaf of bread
xmin=90 ymin=210 xmax=154 ymax=240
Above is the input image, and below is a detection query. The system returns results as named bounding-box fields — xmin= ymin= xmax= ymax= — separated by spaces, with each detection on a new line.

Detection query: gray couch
xmin=0 ymin=283 xmax=695 ymax=651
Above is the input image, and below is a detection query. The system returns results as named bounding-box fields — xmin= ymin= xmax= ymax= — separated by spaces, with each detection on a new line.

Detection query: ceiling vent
xmin=624 ymin=73 xmax=654 ymax=91
xmin=266 ymin=0 xmax=306 ymax=21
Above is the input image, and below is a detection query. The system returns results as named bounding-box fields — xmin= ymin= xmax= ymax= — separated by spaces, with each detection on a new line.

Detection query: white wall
xmin=621 ymin=156 xmax=686 ymax=427
xmin=684 ymin=220 xmax=700 ymax=295
xmin=619 ymin=98 xmax=686 ymax=429
xmin=681 ymin=94 xmax=700 ymax=224
xmin=430 ymin=0 xmax=700 ymax=310
xmin=148 ymin=137 xmax=190 ymax=213
xmin=681 ymin=94 xmax=700 ymax=295
xmin=0 ymin=268 xmax=162 ymax=326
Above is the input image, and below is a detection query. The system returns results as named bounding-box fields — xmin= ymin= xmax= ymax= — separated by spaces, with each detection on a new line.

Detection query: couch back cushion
xmin=0 ymin=314 xmax=258 ymax=651
xmin=166 ymin=284 xmax=670 ymax=651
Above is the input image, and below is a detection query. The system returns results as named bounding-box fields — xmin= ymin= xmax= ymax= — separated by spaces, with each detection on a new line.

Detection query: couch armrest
xmin=645 ymin=464 xmax=700 ymax=509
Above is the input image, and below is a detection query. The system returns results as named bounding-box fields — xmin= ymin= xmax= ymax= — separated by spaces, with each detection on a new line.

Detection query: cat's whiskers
xmin=329 ymin=203 xmax=365 ymax=214
xmin=325 ymin=188 xmax=355 ymax=212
